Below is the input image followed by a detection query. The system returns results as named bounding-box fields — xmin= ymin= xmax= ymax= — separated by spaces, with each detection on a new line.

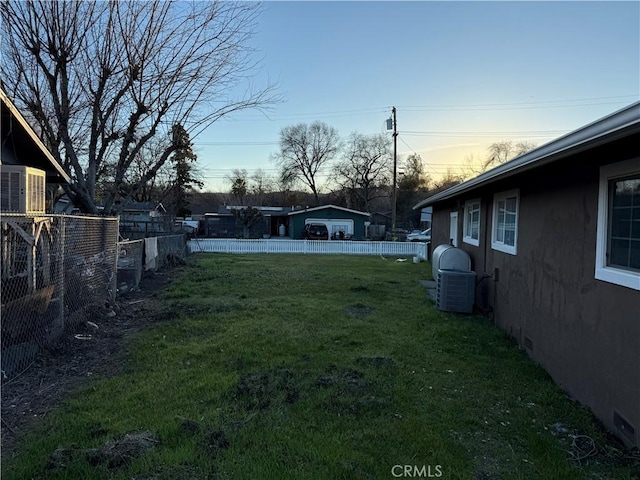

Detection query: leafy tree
xmin=1 ymin=0 xmax=277 ymax=214
xmin=396 ymin=154 xmax=431 ymax=228
xmin=273 ymin=121 xmax=340 ymax=206
xmin=333 ymin=133 xmax=391 ymax=212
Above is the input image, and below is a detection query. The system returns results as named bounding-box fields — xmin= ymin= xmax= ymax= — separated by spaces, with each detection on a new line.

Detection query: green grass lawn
xmin=3 ymin=254 xmax=636 ymax=479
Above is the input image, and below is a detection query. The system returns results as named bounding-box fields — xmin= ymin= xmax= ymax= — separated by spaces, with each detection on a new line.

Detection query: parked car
xmin=331 ymin=230 xmax=353 ymax=240
xmin=303 ymin=223 xmax=329 ymax=240
xmin=406 ymin=228 xmax=431 ymax=242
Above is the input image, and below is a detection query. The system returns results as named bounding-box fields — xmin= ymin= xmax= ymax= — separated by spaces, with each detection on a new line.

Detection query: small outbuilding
xmin=288 ymin=205 xmax=370 ymax=240
xmin=200 ymin=205 xmax=294 ymax=238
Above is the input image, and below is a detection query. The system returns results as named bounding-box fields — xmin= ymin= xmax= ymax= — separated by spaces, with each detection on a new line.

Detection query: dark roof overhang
xmin=1 ymin=87 xmax=71 ymax=184
xmin=414 ymin=101 xmax=640 ymax=209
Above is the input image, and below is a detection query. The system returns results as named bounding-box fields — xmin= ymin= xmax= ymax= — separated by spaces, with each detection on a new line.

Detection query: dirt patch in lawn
xmin=0 ymin=267 xmax=182 ymax=460
xmin=344 ymin=303 xmax=374 ymax=318
xmin=235 ymin=367 xmax=300 ymax=410
xmin=316 ymin=365 xmax=391 ymax=416
xmin=47 ymin=430 xmax=159 ymax=471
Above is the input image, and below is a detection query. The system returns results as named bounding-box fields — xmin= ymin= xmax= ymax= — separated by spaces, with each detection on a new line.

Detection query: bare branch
xmin=273 ymin=121 xmax=340 ymax=206
xmin=332 ymin=133 xmax=391 ymax=212
xmin=1 ymin=0 xmax=279 ymax=214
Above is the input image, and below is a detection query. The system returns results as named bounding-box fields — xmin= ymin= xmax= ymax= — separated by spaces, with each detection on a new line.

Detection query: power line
xmin=396 ymin=95 xmax=638 ymax=112
xmin=196 ymin=141 xmax=279 ymax=146
xmin=231 ymin=106 xmax=390 ymax=122
xmin=403 ymin=129 xmax=562 ymax=135
xmin=402 ymin=130 xmax=564 ymax=139
xmin=399 ymin=137 xmax=418 ymax=155
xmin=209 ymin=95 xmax=638 ymax=124
xmin=195 ymin=129 xmax=563 ymax=147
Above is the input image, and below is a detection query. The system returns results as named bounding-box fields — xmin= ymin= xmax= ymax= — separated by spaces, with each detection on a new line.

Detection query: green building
xmin=288 ymin=205 xmax=371 ymax=240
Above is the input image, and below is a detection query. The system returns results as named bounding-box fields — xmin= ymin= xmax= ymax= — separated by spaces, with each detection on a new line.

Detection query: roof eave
xmin=0 ymin=87 xmax=71 ymax=184
xmin=413 ymin=101 xmax=640 ymax=210
xmin=288 ymin=204 xmax=371 ymax=217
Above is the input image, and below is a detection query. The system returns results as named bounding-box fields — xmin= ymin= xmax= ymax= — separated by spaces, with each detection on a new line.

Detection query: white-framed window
xmin=463 ymin=199 xmax=481 ymax=246
xmin=595 ymin=158 xmax=640 ymax=291
xmin=491 ymin=189 xmax=519 ymax=255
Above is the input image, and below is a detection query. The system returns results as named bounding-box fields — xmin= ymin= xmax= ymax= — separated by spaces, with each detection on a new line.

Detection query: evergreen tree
xmin=170 ymin=124 xmax=203 ymax=217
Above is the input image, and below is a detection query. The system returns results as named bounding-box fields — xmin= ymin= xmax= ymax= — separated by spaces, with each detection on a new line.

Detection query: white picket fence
xmin=188 ymin=238 xmax=428 ymax=260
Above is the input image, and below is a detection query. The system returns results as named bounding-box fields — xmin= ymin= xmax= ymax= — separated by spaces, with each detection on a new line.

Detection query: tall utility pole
xmin=391 ymin=106 xmax=398 ymax=241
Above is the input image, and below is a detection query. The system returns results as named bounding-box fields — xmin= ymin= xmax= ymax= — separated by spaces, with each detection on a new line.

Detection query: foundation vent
xmin=524 ymin=336 xmax=534 ymax=352
xmin=613 ymin=411 xmax=635 ymax=445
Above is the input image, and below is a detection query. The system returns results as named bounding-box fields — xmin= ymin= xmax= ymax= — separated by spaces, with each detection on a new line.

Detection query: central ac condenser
xmin=436 ymin=268 xmax=476 ymax=314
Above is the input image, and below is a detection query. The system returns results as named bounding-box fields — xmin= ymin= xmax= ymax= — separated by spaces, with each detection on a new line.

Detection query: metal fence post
xmin=111 ymin=217 xmax=118 ymax=304
xmin=53 ymin=216 xmax=65 ymax=341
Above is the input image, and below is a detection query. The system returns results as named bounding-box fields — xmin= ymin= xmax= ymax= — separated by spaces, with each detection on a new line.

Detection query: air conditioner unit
xmin=436 ymin=269 xmax=476 ymax=314
xmin=0 ymin=165 xmax=46 ymax=214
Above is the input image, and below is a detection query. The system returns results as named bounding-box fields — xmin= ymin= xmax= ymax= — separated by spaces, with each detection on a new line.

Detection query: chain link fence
xmin=1 ymin=216 xmax=187 ymax=380
xmin=1 ymin=214 xmax=118 ymax=380
xmin=117 ymin=235 xmax=186 ymax=294
xmin=145 ymin=235 xmax=187 ymax=271
xmin=117 ymin=239 xmax=144 ymax=296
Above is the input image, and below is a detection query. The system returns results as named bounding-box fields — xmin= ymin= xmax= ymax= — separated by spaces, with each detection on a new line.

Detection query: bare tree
xmin=332 ymin=133 xmax=391 ymax=212
xmin=460 ymin=140 xmax=537 ymax=179
xmin=231 ymin=206 xmax=263 ymax=239
xmin=273 ymin=121 xmax=340 ymax=206
xmin=113 ymin=127 xmax=200 ymax=191
xmin=460 ymin=152 xmax=489 ymax=180
xmin=487 ymin=140 xmax=536 ymax=166
xmin=118 ymin=136 xmax=173 ymax=203
xmin=249 ymin=168 xmax=276 ymax=205
xmin=432 ymin=168 xmax=464 ymax=192
xmin=1 ymin=0 xmax=277 ymax=214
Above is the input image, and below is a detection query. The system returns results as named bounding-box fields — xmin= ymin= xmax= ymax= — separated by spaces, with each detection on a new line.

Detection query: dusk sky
xmin=195 ymin=1 xmax=640 ymax=192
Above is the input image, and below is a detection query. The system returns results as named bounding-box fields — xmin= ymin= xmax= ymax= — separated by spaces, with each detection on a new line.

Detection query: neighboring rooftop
xmin=288 ymin=204 xmax=370 ymax=217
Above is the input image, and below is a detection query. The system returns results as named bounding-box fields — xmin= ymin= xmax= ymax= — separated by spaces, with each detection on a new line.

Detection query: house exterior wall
xmin=1 ymin=143 xmax=20 ymax=164
xmin=430 ymin=143 xmax=640 ymax=447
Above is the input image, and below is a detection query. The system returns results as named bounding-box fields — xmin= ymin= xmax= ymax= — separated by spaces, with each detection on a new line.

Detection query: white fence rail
xmin=189 ymin=238 xmax=428 ymax=260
